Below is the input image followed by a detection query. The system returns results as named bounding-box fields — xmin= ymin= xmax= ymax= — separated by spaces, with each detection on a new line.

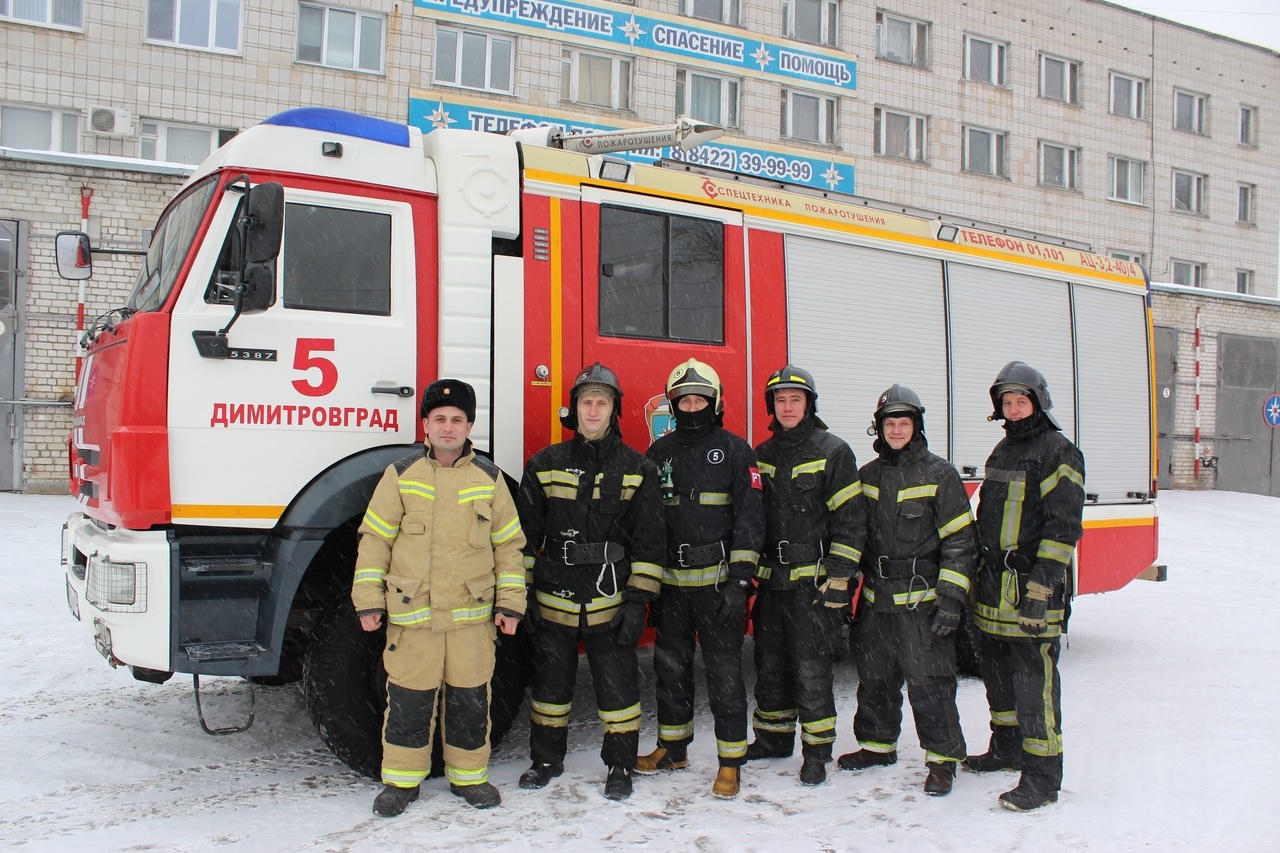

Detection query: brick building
xmin=2 ymin=0 xmax=1279 ymax=493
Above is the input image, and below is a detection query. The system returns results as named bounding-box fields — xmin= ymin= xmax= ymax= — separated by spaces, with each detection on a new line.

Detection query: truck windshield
xmin=125 ymin=176 xmax=220 ymax=313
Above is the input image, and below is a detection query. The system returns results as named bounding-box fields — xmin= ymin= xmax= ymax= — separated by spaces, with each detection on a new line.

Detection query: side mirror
xmin=55 ymin=232 xmax=93 ymax=281
xmin=240 ymin=264 xmax=274 ymax=314
xmin=244 ymin=182 xmax=284 ymax=264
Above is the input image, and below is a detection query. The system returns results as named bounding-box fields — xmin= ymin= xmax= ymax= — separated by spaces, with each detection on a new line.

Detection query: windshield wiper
xmin=80 ymin=306 xmax=137 ymax=348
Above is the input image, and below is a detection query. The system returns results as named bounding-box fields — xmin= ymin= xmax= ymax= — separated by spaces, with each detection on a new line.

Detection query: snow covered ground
xmin=1 ymin=489 xmax=1276 ymax=851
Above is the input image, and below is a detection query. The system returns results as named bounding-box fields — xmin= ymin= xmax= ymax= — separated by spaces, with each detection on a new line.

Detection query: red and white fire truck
xmin=58 ymin=107 xmax=1159 ymax=776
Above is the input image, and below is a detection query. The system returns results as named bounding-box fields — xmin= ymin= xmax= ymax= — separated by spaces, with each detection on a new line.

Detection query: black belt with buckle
xmin=874 ymin=556 xmax=938 ymax=579
xmin=764 ymin=540 xmax=824 ymax=564
xmin=673 ymin=540 xmax=729 ymax=567
xmin=561 ymin=541 xmax=627 ymax=565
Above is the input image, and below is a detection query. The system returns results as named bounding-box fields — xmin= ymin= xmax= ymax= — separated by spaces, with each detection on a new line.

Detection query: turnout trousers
xmin=750 ymin=586 xmax=840 ymax=760
xmin=380 ymin=621 xmax=496 ymax=790
xmin=977 ymin=631 xmax=1064 ymax=791
xmin=852 ymin=604 xmax=966 ymax=764
xmin=653 ymin=585 xmax=748 ymax=767
xmin=528 ymin=627 xmax=642 ymax=769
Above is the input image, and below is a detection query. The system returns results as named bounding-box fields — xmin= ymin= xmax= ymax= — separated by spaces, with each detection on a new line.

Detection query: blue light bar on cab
xmin=262 ymin=108 xmax=410 ymax=148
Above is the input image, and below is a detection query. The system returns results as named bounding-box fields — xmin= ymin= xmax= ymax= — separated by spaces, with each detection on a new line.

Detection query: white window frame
xmin=783 ymin=0 xmax=837 ymax=47
xmin=873 ymin=106 xmax=926 ymax=162
xmin=675 ymin=69 xmax=739 ymax=128
xmin=139 ymin=120 xmax=233 ymax=165
xmin=962 ymin=125 xmax=1006 ymax=177
xmin=1107 ymin=155 xmax=1145 ymax=204
xmin=963 ymin=34 xmax=1007 ymax=86
xmin=781 ymin=89 xmax=837 ymax=144
xmin=1240 ymin=105 xmax=1257 ymax=146
xmin=1171 ymin=169 xmax=1206 ymax=214
xmin=296 ymin=3 xmax=385 ymax=73
xmin=876 ymin=12 xmax=928 ymax=68
xmin=1236 ymin=269 xmax=1253 ymax=295
xmin=561 ymin=48 xmax=631 ymax=111
xmin=1110 ymin=250 xmax=1146 ymax=267
xmin=1171 ymin=259 xmax=1204 ymax=288
xmin=0 ymin=0 xmax=83 ymax=28
xmin=0 ymin=104 xmax=80 ymax=153
xmin=1040 ymin=54 xmax=1080 ymax=104
xmin=435 ymin=27 xmax=515 ymax=95
xmin=1238 ymin=183 xmax=1256 ymax=224
xmin=1109 ymin=72 xmax=1146 ymax=119
xmin=146 ymin=0 xmax=242 ymax=53
xmin=678 ymin=0 xmax=738 ymax=26
xmin=1174 ymin=89 xmax=1207 ymax=134
xmin=1039 ymin=141 xmax=1079 ymax=189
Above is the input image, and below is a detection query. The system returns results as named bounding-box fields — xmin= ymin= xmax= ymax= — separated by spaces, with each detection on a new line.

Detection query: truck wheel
xmin=303 ymin=595 xmax=531 ymax=778
xmin=955 ymin=606 xmax=983 ymax=678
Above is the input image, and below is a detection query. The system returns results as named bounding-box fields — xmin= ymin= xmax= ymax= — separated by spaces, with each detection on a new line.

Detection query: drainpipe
xmin=77 ymin=185 xmax=92 ymax=382
xmin=1193 ymin=305 xmax=1202 ymax=481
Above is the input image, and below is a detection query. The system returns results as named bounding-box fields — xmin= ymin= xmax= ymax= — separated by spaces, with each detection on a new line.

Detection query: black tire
xmin=302 ymin=595 xmax=532 ymax=779
xmin=955 ymin=606 xmax=982 ymax=677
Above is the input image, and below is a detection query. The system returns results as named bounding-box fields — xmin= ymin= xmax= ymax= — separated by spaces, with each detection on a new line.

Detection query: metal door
xmin=1216 ymin=333 xmax=1280 ymax=497
xmin=0 ymin=219 xmax=22 ymax=491
xmin=1154 ymin=326 xmax=1178 ymax=487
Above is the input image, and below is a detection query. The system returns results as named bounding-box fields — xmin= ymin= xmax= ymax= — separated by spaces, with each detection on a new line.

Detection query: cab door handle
xmin=371 ymin=385 xmax=414 ymax=397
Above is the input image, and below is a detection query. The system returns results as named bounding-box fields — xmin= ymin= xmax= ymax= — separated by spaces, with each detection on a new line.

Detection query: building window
xmin=1236 ymin=269 xmax=1253 ymax=295
xmin=1172 ymin=169 xmax=1206 ymax=214
xmin=1111 ymin=250 xmax=1145 ymax=267
xmin=146 ymin=0 xmax=241 ymax=52
xmin=1238 ymin=183 xmax=1256 ymax=224
xmin=0 ymin=0 xmax=82 ymax=28
xmin=1174 ymin=89 xmax=1207 ymax=134
xmin=873 ymin=107 xmax=925 ymax=161
xmin=1110 ymin=72 xmax=1145 ymax=119
xmin=1240 ymin=105 xmax=1257 ymax=145
xmin=676 ymin=69 xmax=738 ymax=128
xmin=783 ymin=0 xmax=837 ymax=47
xmin=1171 ymin=260 xmax=1204 ymax=288
xmin=1040 ymin=54 xmax=1080 ymax=104
xmin=297 ymin=4 xmax=384 ymax=73
xmin=1107 ymin=156 xmax=1145 ymax=204
xmin=1040 ymin=141 xmax=1079 ymax=189
xmin=435 ymin=27 xmax=514 ymax=94
xmin=781 ymin=89 xmax=837 ymax=144
xmin=140 ymin=121 xmax=235 ymax=165
xmin=599 ymin=204 xmax=725 ymax=344
xmin=0 ymin=104 xmax=79 ymax=153
xmin=679 ymin=0 xmax=738 ymax=26
xmin=561 ymin=49 xmax=630 ymax=110
xmin=876 ymin=12 xmax=927 ymax=68
xmin=963 ymin=34 xmax=1006 ymax=86
xmin=962 ymin=126 xmax=1006 ymax=177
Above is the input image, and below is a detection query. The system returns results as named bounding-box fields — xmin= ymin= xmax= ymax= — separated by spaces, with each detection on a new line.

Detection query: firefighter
xmin=515 ymin=363 xmax=666 ymax=801
xmin=638 ymin=358 xmax=765 ymax=799
xmin=836 ymin=385 xmax=977 ymax=797
xmin=963 ymin=362 xmax=1084 ymax=811
xmin=744 ymin=366 xmax=865 ymax=786
xmin=353 ymin=379 xmax=527 ymax=817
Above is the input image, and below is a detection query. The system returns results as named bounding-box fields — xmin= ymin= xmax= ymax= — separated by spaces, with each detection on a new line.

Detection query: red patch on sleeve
xmin=749 ymin=467 xmax=763 ymax=490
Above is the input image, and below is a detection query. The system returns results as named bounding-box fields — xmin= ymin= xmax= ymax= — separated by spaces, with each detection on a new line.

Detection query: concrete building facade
xmin=2 ymin=0 xmax=1279 ymax=492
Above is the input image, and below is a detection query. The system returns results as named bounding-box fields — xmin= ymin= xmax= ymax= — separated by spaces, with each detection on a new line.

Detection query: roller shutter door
xmin=948 ymin=263 xmax=1076 ymax=476
xmin=785 ymin=235 xmax=948 ymax=465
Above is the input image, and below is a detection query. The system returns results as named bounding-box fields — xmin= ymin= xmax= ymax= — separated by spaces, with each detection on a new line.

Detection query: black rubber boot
xmin=924 ymin=762 xmax=956 ymax=796
xmin=519 ymin=761 xmax=564 ymax=789
xmin=836 ymin=749 xmax=897 ymax=771
xmin=799 ymin=757 xmax=827 ymax=786
xmin=450 ymin=781 xmax=502 ymax=809
xmin=963 ymin=728 xmax=1023 ymax=773
xmin=745 ymin=734 xmax=794 ymax=761
xmin=999 ymin=754 xmax=1061 ymax=811
xmin=372 ymin=784 xmax=420 ymax=817
xmin=604 ymin=765 xmax=634 ymax=800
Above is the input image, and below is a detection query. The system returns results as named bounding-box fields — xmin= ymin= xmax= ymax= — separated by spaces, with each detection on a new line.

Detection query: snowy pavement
xmin=1 ymin=490 xmax=1277 ymax=851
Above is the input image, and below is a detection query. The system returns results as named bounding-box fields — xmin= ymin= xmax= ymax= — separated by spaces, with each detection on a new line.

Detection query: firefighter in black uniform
xmin=743 ymin=366 xmax=865 ymax=787
xmin=836 ymin=385 xmax=977 ymax=797
xmin=963 ymin=362 xmax=1084 ymax=812
xmin=515 ymin=364 xmax=666 ymax=801
xmin=637 ymin=358 xmax=765 ymax=800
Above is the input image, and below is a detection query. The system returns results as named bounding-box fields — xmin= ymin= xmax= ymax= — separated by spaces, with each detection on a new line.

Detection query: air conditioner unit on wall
xmin=87 ymin=106 xmax=134 ymax=137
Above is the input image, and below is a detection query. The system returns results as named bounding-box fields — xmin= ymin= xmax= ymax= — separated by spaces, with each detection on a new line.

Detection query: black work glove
xmin=931 ymin=596 xmax=963 ymax=637
xmin=816 ymin=576 xmax=852 ymax=609
xmin=610 ymin=601 xmax=647 ymax=646
xmin=716 ymin=580 xmax=750 ymax=626
xmin=1019 ymin=581 xmax=1052 ymax=636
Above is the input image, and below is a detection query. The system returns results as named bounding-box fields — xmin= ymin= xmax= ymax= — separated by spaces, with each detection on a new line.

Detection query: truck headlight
xmin=86 ymin=555 xmax=148 ymax=612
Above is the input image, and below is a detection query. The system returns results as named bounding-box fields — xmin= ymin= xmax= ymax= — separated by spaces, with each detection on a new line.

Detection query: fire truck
xmin=58 ymin=107 xmax=1159 ymax=777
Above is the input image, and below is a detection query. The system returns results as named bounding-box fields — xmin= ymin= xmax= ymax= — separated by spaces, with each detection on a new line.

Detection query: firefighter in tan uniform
xmin=353 ymin=379 xmax=527 ymax=817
